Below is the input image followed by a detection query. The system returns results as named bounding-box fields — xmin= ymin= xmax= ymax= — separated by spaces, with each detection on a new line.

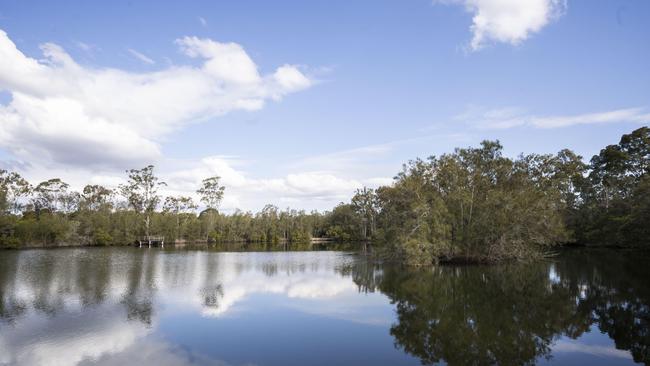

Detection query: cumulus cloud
xmin=0 ymin=304 xmax=150 ymax=366
xmin=7 ymin=151 xmax=386 ymax=212
xmin=437 ymin=0 xmax=567 ymax=50
xmin=457 ymin=106 xmax=650 ymax=129
xmin=163 ymin=156 xmax=366 ymax=211
xmin=0 ymin=29 xmax=312 ymax=169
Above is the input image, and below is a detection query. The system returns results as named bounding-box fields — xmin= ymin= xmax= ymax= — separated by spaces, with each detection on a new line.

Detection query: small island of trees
xmin=1 ymin=127 xmax=648 ymax=265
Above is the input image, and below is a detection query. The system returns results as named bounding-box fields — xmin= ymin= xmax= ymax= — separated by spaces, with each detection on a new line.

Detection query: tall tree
xmin=575 ymin=126 xmax=650 ymax=247
xmin=163 ymin=196 xmax=198 ymax=240
xmin=351 ymin=187 xmax=378 ymax=240
xmin=81 ymin=185 xmax=114 ymax=211
xmin=32 ymin=179 xmax=70 ymax=213
xmin=197 ymin=176 xmax=225 ymax=239
xmin=119 ymin=165 xmax=166 ymax=238
xmin=0 ymin=170 xmax=31 ymax=214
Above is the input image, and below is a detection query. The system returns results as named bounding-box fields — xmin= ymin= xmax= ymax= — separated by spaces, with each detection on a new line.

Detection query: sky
xmin=0 ymin=0 xmax=649 ymax=212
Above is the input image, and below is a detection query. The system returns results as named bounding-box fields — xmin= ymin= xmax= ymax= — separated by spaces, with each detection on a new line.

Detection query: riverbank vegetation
xmin=1 ymin=127 xmax=648 ymax=264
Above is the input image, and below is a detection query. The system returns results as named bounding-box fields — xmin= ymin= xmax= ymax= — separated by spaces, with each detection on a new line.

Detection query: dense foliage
xmin=374 ymin=142 xmax=586 ymax=264
xmin=570 ymin=127 xmax=650 ymax=247
xmin=1 ymin=127 xmax=648 ymax=264
xmin=370 ymin=127 xmax=649 ymax=264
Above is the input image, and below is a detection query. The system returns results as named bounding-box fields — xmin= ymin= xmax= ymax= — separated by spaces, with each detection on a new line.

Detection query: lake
xmin=0 ymin=247 xmax=648 ymax=366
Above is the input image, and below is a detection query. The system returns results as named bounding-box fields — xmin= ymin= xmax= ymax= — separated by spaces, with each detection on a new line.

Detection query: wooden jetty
xmin=137 ymin=236 xmax=165 ymax=248
xmin=310 ymin=237 xmax=336 ymax=244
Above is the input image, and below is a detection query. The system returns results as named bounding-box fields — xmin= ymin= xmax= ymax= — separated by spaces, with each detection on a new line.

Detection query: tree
xmin=119 ymin=165 xmax=166 ymax=238
xmin=197 ymin=176 xmax=225 ymax=239
xmin=325 ymin=203 xmax=362 ymax=242
xmin=588 ymin=127 xmax=650 ymax=207
xmin=163 ymin=196 xmax=198 ymax=240
xmin=574 ymin=126 xmax=650 ymax=247
xmin=197 ymin=176 xmax=225 ymax=209
xmin=375 ymin=159 xmax=451 ymax=265
xmin=0 ymin=170 xmax=31 ymax=215
xmin=32 ymin=179 xmax=70 ymax=213
xmin=81 ymin=185 xmax=113 ymax=211
xmin=60 ymin=191 xmax=81 ymax=215
xmin=351 ymin=187 xmax=378 ymax=240
xmin=258 ymin=204 xmax=280 ymax=243
xmin=373 ymin=141 xmax=570 ymax=264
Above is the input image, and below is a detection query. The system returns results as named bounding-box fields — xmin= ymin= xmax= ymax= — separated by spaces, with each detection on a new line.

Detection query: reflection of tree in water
xmin=201 ymin=253 xmax=224 ymax=309
xmin=201 ymin=284 xmax=224 ymax=308
xmin=0 ymin=251 xmax=27 ymax=324
xmin=76 ymin=251 xmax=112 ymax=307
xmin=553 ymin=250 xmax=650 ymax=365
xmin=350 ymin=250 xmax=650 ymax=366
xmin=261 ymin=262 xmax=279 ymax=277
xmin=385 ymin=264 xmax=578 ymax=365
xmin=0 ymin=249 xmax=160 ymax=328
xmin=121 ymin=251 xmax=157 ymax=327
xmin=337 ymin=257 xmax=383 ymax=294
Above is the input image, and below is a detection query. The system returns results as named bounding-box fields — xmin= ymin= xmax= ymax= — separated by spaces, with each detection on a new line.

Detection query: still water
xmin=0 ymin=247 xmax=648 ymax=366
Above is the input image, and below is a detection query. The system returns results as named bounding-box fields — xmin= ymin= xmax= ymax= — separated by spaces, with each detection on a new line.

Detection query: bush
xmin=93 ymin=228 xmax=113 ymax=246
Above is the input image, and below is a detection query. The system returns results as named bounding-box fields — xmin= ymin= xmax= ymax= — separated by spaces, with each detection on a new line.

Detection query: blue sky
xmin=0 ymin=0 xmax=649 ymax=211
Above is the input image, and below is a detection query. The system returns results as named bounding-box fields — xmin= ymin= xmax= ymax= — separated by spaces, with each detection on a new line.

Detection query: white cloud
xmin=163 ymin=156 xmax=366 ymax=211
xmin=127 ymin=48 xmax=155 ymax=64
xmin=198 ymin=16 xmax=207 ymax=27
xmin=437 ymin=0 xmax=567 ymax=50
xmin=154 ymin=251 xmax=362 ymax=318
xmin=457 ymin=106 xmax=650 ymax=129
xmin=0 ymin=29 xmax=312 ymax=169
xmin=553 ymin=339 xmax=633 ymax=359
xmin=530 ymin=108 xmax=650 ymax=128
xmin=3 ymin=150 xmax=387 ymax=212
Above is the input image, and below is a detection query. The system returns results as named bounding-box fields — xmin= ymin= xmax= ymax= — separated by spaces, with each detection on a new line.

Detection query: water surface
xmin=0 ymin=247 xmax=648 ymax=365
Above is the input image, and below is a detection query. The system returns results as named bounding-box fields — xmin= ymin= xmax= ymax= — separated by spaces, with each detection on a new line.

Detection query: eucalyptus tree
xmin=325 ymin=203 xmax=363 ymax=242
xmin=0 ymin=170 xmax=31 ymax=215
xmin=373 ymin=141 xmax=570 ymax=264
xmin=258 ymin=204 xmax=280 ymax=243
xmin=197 ymin=176 xmax=225 ymax=239
xmin=60 ymin=191 xmax=81 ymax=215
xmin=576 ymin=126 xmax=650 ymax=247
xmin=588 ymin=126 xmax=650 ymax=207
xmin=32 ymin=178 xmax=70 ymax=213
xmin=351 ymin=187 xmax=378 ymax=240
xmin=81 ymin=185 xmax=114 ymax=211
xmin=374 ymin=158 xmax=450 ymax=265
xmin=119 ymin=165 xmax=166 ymax=238
xmin=163 ymin=196 xmax=198 ymax=240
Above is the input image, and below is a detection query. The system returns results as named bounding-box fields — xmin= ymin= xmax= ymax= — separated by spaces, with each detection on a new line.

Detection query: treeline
xmin=1 ymin=127 xmax=649 ymax=264
xmin=0 ymin=166 xmax=332 ymax=248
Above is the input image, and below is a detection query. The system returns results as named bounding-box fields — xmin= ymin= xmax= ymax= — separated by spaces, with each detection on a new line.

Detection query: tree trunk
xmin=176 ymin=215 xmax=181 ymax=240
xmin=145 ymin=214 xmax=150 ymax=237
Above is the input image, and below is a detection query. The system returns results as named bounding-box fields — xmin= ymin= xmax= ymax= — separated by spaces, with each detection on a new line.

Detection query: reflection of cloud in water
xmin=199 ymin=272 xmax=357 ymax=317
xmin=0 ymin=303 xmax=245 ymax=366
xmin=0 ymin=305 xmax=149 ymax=366
xmin=553 ymin=339 xmax=633 ymax=359
xmin=154 ymin=252 xmax=360 ymax=317
xmin=0 ymin=250 xmax=385 ymax=365
xmin=79 ymin=337 xmax=242 ymax=366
